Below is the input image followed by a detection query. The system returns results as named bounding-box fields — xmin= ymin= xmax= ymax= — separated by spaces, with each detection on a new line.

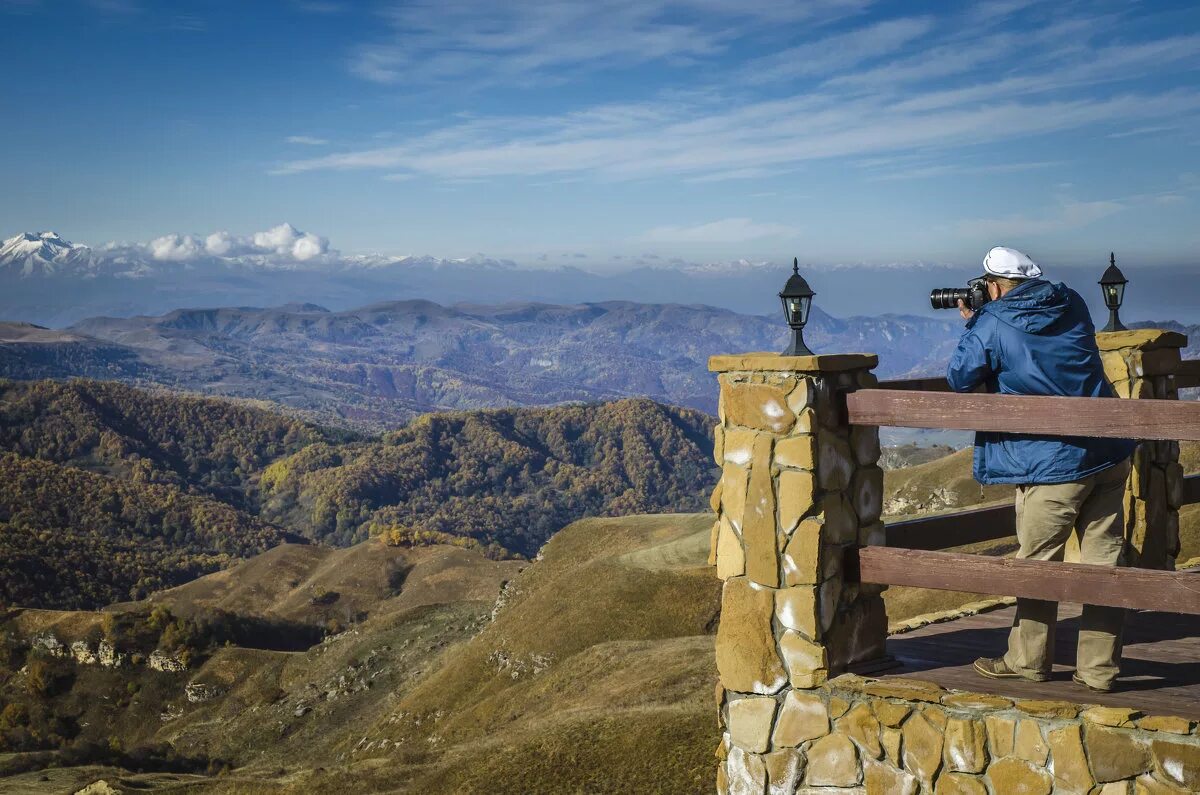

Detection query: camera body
xmin=931 ymin=276 xmax=990 ymax=312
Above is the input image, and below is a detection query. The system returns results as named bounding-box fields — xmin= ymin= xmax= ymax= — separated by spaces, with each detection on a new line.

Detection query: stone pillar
xmin=1094 ymin=329 xmax=1188 ymax=570
xmin=707 ymin=352 xmax=886 ymax=795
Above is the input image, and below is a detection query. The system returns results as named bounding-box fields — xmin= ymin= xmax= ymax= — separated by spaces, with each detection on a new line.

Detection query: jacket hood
xmin=980 ymin=278 xmax=1072 ymax=334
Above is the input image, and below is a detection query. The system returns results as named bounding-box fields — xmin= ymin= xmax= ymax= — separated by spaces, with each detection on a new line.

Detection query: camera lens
xmin=930 ymin=288 xmax=970 ymax=310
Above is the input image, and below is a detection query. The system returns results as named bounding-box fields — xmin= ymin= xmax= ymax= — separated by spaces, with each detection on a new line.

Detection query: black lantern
xmin=779 ymin=257 xmax=815 ymax=356
xmin=1098 ymin=252 xmax=1128 ymax=333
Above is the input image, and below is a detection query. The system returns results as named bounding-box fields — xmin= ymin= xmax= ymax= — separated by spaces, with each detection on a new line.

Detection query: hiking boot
xmin=1072 ymin=671 xmax=1113 ymax=693
xmin=973 ymin=656 xmax=1049 ymax=682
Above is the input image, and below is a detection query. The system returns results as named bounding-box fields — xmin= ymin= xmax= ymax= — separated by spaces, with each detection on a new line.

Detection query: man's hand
xmin=958 ymin=299 xmax=975 ymax=322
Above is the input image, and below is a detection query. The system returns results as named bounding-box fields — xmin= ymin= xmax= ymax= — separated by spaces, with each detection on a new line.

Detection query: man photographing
xmin=946 ymin=246 xmax=1135 ymax=692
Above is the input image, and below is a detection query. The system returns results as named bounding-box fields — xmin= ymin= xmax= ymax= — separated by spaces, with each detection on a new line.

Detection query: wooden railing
xmin=847 ymin=375 xmax=1200 ymax=617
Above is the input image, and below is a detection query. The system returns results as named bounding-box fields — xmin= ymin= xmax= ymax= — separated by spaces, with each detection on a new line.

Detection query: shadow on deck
xmin=884 ymin=601 xmax=1200 ymax=719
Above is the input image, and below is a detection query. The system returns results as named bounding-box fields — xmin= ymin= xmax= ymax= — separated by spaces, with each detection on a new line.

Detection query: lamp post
xmin=779 ymin=257 xmax=815 ymax=356
xmin=1099 ymin=252 xmax=1128 ymax=333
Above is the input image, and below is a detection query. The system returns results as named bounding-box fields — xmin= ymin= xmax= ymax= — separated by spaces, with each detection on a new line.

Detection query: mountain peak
xmin=0 ymin=230 xmax=92 ymax=277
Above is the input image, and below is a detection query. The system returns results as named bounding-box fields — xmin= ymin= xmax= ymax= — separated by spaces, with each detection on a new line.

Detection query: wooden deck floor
xmin=883 ymin=602 xmax=1200 ymax=719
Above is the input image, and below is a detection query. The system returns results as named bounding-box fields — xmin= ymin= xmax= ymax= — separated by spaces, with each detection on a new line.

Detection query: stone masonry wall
xmin=707 ymin=352 xmax=887 ymax=793
xmin=1095 ymin=329 xmax=1188 ymax=570
xmin=717 ymin=672 xmax=1200 ymax=794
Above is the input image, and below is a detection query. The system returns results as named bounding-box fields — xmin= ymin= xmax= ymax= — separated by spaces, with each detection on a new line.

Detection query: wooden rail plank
xmin=849 ymin=547 xmax=1200 ymax=615
xmin=846 ymin=389 xmax=1200 ymax=441
xmin=885 ymin=503 xmax=1014 ymax=550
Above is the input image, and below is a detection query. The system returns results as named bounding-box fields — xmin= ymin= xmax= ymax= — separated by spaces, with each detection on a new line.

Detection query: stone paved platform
xmin=885 ymin=600 xmax=1200 ymax=719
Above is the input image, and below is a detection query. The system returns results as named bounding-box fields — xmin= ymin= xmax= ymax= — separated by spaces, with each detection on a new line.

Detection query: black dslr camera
xmin=930 ymin=276 xmax=990 ymax=311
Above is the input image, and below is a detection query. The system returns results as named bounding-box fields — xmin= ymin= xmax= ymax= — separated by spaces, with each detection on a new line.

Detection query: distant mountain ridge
xmin=1 ymin=299 xmax=964 ymax=428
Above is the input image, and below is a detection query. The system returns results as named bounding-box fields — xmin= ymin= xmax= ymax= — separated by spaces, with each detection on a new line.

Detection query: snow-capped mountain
xmin=0 ymin=231 xmax=96 ymax=277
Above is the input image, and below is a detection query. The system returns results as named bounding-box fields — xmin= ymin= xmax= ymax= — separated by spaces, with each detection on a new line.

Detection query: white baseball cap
xmin=983 ymin=246 xmax=1042 ymax=279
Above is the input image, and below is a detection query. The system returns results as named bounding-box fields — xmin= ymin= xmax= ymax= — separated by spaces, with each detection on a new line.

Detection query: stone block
xmin=716 ymin=517 xmax=745 ymax=580
xmin=986 ymin=757 xmax=1052 ymax=795
xmin=859 ymin=521 xmax=885 ymax=547
xmin=778 ymin=468 xmax=816 ymax=534
xmin=787 ymin=379 xmax=813 ymax=414
xmin=824 ymin=595 xmax=887 ymax=670
xmin=882 ymin=727 xmax=902 ymax=766
xmin=901 ymin=710 xmax=944 ymax=786
xmin=985 ymin=715 xmax=1015 ymax=758
xmin=1135 ymin=772 xmax=1193 ymax=794
xmin=836 ymin=703 xmax=882 ymax=759
xmin=772 ymin=690 xmax=828 ymax=747
xmin=716 ymin=577 xmax=787 ymax=694
xmin=743 ymin=434 xmax=780 ymax=587
xmin=1151 ymin=738 xmax=1200 ymax=791
xmin=818 ymin=433 xmax=855 ymax=492
xmin=806 ymin=733 xmax=861 ymax=787
xmin=708 ymin=353 xmax=880 ymax=373
xmin=708 ymin=519 xmax=720 ymax=567
xmin=862 ymin=679 xmax=943 ymax=704
xmin=722 ymin=428 xmax=759 ymax=467
xmin=727 ymin=696 xmax=777 ymax=753
xmin=1082 ymin=706 xmax=1142 ymax=728
xmin=782 ymin=520 xmax=822 ymax=586
xmin=864 ymin=759 xmax=918 ymax=795
xmin=873 ymin=701 xmax=911 ymax=728
xmin=779 ymin=629 xmax=828 ymax=689
xmin=1164 ymin=462 xmax=1184 ymax=510
xmin=934 ymin=773 xmax=987 ymax=795
xmin=1047 ymin=724 xmax=1093 ymax=793
xmin=720 ymin=463 xmax=749 ymax=530
xmin=850 ymin=424 xmax=881 ymax=466
xmin=851 ymin=466 xmax=884 ymax=526
xmin=1094 ymin=329 xmax=1187 ymax=352
xmin=765 ymin=748 xmax=804 ymax=795
xmin=723 ymin=382 xmax=796 ymax=433
xmin=1014 ymin=719 xmax=1048 ymax=764
xmin=944 ymin=717 xmax=988 ymax=774
xmin=774 ymin=433 xmax=816 ymax=469
xmin=714 ymin=424 xmax=725 ymax=466
xmin=1139 ymin=347 xmax=1183 ymax=377
xmin=1086 ymin=724 xmax=1152 ymax=783
xmin=922 ymin=705 xmax=948 ymax=731
xmin=725 ymin=745 xmax=768 ymax=795
xmin=1014 ymin=699 xmax=1079 ymax=719
xmin=941 ymin=693 xmax=1013 ymax=711
xmin=1136 ymin=716 xmax=1192 ymax=735
xmin=775 ymin=585 xmax=819 ymax=639
xmin=819 ymin=491 xmax=858 ymax=545
xmin=818 ymin=577 xmax=840 ymax=634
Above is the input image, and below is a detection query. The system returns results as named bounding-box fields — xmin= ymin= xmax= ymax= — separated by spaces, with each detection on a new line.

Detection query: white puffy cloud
xmin=141 ymin=224 xmax=331 ymax=264
xmin=148 ymin=233 xmax=204 ymax=261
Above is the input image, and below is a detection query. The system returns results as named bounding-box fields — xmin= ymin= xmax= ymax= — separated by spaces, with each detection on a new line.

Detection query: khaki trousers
xmin=1002 ymin=458 xmax=1130 ymax=689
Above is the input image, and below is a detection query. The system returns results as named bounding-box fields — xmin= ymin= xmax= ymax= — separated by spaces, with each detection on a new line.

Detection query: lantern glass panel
xmin=1104 ymin=281 xmax=1125 ymax=309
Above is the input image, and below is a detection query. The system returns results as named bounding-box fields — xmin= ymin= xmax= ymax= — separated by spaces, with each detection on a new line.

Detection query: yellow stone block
xmin=722 ymin=427 xmax=759 ymax=467
xmin=882 ymin=727 xmax=902 ymax=766
xmin=782 ymin=519 xmax=822 ymax=586
xmin=715 ymin=517 xmax=745 ymax=580
xmin=944 ymin=717 xmax=988 ymax=774
xmin=806 ymin=733 xmax=861 ymax=787
xmin=720 ymin=463 xmax=748 ymax=530
xmin=1014 ymin=719 xmax=1048 ymax=764
xmin=864 ymin=758 xmax=918 ymax=795
xmin=1094 ymin=329 xmax=1187 ymax=352
xmin=771 ymin=690 xmax=828 ymax=747
xmin=727 ymin=696 xmax=777 ymax=753
xmin=873 ymin=701 xmax=911 ymax=728
xmin=985 ymin=715 xmax=1015 ymax=758
xmin=835 ymin=703 xmax=882 ymax=759
xmin=715 ymin=577 xmax=787 ymax=695
xmin=724 ymin=746 xmax=768 ymax=795
xmin=709 ymin=479 xmax=723 ymax=514
xmin=1047 ymin=724 xmax=1093 ymax=793
xmin=779 ymin=629 xmax=828 ymax=689
xmin=777 ymin=468 xmax=816 ymax=534
xmin=713 ymin=424 xmax=725 ymax=466
xmin=775 ymin=585 xmax=818 ymax=639
xmin=774 ymin=433 xmax=816 ymax=469
xmin=986 ymin=758 xmax=1052 ymax=795
xmin=934 ymin=772 xmax=988 ymax=795
xmin=708 ymin=519 xmax=719 ymax=567
xmin=901 ymin=711 xmax=944 ymax=786
xmin=1136 ymin=715 xmax=1193 ymax=734
xmin=786 ymin=379 xmax=812 ymax=414
xmin=722 ymin=382 xmax=796 ymax=433
xmin=742 ymin=434 xmax=780 ymax=587
xmin=1082 ymin=706 xmax=1142 ymax=728
xmin=763 ymin=749 xmax=803 ymax=794
xmin=708 ymin=352 xmax=880 ymax=372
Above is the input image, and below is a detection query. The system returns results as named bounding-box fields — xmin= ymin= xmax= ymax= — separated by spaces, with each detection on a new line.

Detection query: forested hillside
xmin=0 ymin=454 xmax=289 ymax=608
xmin=258 ymin=397 xmax=716 ymax=552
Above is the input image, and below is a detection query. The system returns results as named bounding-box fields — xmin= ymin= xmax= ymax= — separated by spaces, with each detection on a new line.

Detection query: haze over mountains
xmin=3 ymin=229 xmax=1197 ymax=327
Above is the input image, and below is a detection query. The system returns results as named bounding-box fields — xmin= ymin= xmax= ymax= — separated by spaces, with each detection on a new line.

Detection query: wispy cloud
xmin=276 ymin=5 xmax=1200 ymax=186
xmin=286 ymin=135 xmax=330 ymax=146
xmin=952 ymin=199 xmax=1124 ymax=239
xmin=638 ymin=217 xmax=799 ymax=243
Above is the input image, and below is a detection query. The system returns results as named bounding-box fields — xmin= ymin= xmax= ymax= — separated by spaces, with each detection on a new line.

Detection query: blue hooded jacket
xmin=946 ymin=278 xmax=1135 ymax=485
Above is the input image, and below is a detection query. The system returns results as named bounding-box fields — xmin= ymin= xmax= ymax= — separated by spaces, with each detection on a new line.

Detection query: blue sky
xmin=1 ymin=0 xmax=1198 ymax=268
